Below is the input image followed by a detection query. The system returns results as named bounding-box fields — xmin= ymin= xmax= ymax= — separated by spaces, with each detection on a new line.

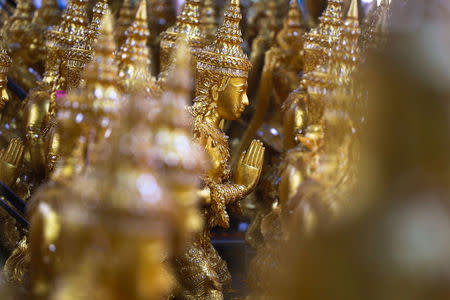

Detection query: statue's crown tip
xmin=230 ymin=0 xmax=240 ymax=7
xmin=290 ymin=0 xmax=298 ymax=9
xmin=136 ymin=0 xmax=147 ymax=20
xmin=348 ymin=0 xmax=359 ymax=19
xmin=101 ymin=9 xmax=114 ymax=34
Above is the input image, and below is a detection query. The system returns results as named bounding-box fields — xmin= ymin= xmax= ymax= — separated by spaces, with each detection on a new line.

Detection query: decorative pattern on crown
xmin=195 ymin=0 xmax=251 ymax=78
xmin=159 ymin=0 xmax=207 ymax=69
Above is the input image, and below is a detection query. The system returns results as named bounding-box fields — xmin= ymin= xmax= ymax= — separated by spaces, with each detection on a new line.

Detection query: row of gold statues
xmin=0 ymin=0 xmax=393 ymax=299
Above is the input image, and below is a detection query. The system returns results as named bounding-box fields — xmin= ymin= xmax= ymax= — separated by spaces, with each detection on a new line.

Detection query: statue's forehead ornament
xmin=195 ymin=0 xmax=251 ymax=78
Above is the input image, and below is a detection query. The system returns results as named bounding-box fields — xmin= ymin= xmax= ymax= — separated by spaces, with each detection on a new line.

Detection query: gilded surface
xmin=0 ymin=0 xmax=411 ymax=299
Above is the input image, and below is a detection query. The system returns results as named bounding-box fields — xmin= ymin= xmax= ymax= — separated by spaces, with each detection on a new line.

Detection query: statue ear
xmin=211 ymin=84 xmax=219 ymax=101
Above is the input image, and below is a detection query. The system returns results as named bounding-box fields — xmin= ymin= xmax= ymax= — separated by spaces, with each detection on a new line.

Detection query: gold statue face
xmin=215 ymin=77 xmax=249 ymax=120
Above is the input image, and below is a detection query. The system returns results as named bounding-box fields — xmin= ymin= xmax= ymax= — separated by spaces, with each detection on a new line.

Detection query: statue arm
xmin=204 ymin=183 xmax=246 ymax=228
xmin=198 ymin=139 xmax=264 ymax=228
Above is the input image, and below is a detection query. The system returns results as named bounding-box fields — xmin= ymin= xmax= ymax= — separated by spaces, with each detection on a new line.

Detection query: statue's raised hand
xmin=0 ymin=138 xmax=24 ymax=186
xmin=235 ymin=140 xmax=265 ymax=193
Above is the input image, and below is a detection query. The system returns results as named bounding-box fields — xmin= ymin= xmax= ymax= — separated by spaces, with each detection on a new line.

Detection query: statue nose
xmin=242 ymin=93 xmax=249 ymax=107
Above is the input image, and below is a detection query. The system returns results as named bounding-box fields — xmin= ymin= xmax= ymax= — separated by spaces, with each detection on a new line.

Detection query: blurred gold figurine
xmin=28 ymin=9 xmax=122 ymax=297
xmin=247 ymin=0 xmax=362 ymax=297
xmin=46 ymin=30 xmax=205 ymax=300
xmin=173 ymin=0 xmax=264 ymax=298
xmin=238 ymin=0 xmax=306 ymax=157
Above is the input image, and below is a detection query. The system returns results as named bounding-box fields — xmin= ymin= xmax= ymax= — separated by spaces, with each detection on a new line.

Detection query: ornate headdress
xmin=87 ymin=0 xmax=109 ymax=42
xmin=58 ymin=11 xmax=121 ymax=131
xmin=159 ymin=0 xmax=207 ymax=70
xmin=116 ymin=0 xmax=136 ymax=46
xmin=83 ymin=10 xmax=121 ymax=119
xmin=196 ymin=0 xmax=251 ymax=78
xmin=53 ymin=0 xmax=89 ymax=51
xmin=276 ymin=0 xmax=305 ymax=50
xmin=303 ymin=0 xmax=344 ymax=73
xmin=329 ymin=0 xmax=361 ymax=87
xmin=43 ymin=0 xmax=89 ymax=88
xmin=116 ymin=0 xmax=152 ymax=91
xmin=61 ymin=30 xmax=94 ymax=91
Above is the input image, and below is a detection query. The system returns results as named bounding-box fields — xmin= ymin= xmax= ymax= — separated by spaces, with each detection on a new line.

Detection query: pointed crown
xmin=160 ymin=0 xmax=207 ymax=56
xmin=285 ymin=0 xmax=304 ymax=29
xmin=319 ymin=0 xmax=344 ymax=24
xmin=58 ymin=12 xmax=121 ymax=128
xmin=196 ymin=0 xmax=251 ymax=78
xmin=332 ymin=0 xmax=360 ymax=63
xmin=85 ymin=10 xmax=119 ymax=87
xmin=116 ymin=0 xmax=137 ymax=44
xmin=312 ymin=0 xmax=344 ymax=46
xmin=84 ymin=10 xmax=121 ymax=117
xmin=54 ymin=0 xmax=89 ymax=50
xmin=88 ymin=0 xmax=109 ymax=40
xmin=277 ymin=0 xmax=305 ymax=47
xmin=117 ymin=0 xmax=150 ymax=66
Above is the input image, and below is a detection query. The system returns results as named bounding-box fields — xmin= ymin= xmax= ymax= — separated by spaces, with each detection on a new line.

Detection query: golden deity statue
xmin=283 ymin=0 xmax=359 ymax=152
xmin=160 ymin=0 xmax=208 ymax=71
xmin=247 ymin=1 xmax=362 ymax=297
xmin=28 ymin=11 xmax=122 ymax=297
xmin=282 ymin=0 xmax=361 ymax=232
xmin=49 ymin=93 xmax=175 ymax=300
xmin=237 ymin=0 xmax=305 ymax=157
xmin=18 ymin=0 xmax=93 ymax=193
xmin=116 ymin=0 xmax=137 ymax=47
xmin=0 ymin=46 xmax=29 ymax=282
xmin=236 ymin=0 xmax=306 ymax=249
xmin=247 ymin=0 xmax=280 ymax=95
xmin=117 ymin=0 xmax=155 ymax=95
xmin=1 ymin=0 xmax=42 ymax=91
xmin=303 ymin=0 xmax=344 ymax=73
xmin=0 ymin=45 xmax=15 ymax=141
xmin=174 ymin=0 xmax=264 ymax=298
xmin=0 ymin=45 xmax=26 ymax=262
